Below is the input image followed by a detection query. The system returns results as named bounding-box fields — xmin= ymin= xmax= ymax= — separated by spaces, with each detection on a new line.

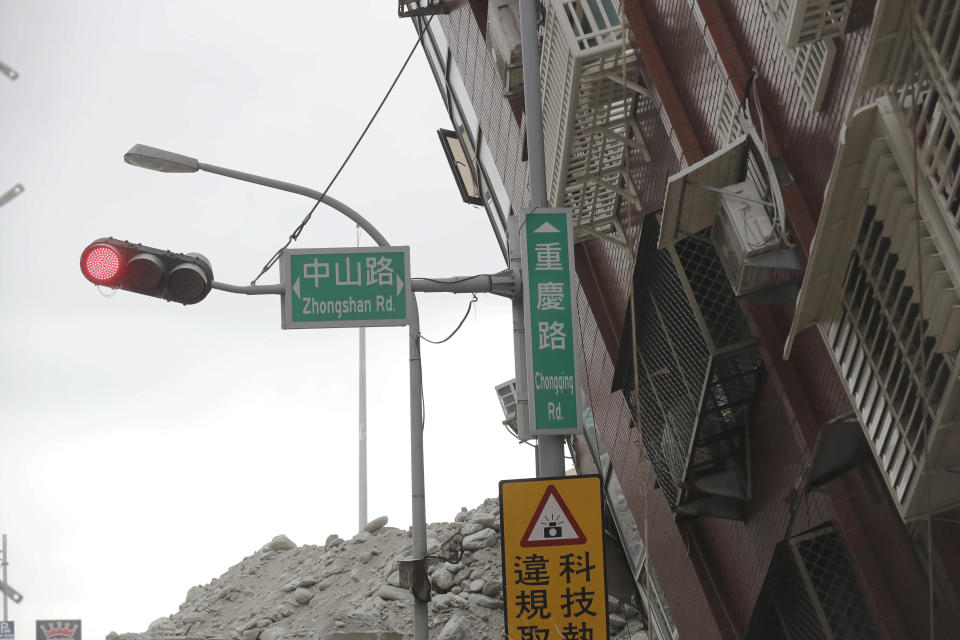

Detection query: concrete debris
xmin=108 ymin=498 xmax=647 ymax=639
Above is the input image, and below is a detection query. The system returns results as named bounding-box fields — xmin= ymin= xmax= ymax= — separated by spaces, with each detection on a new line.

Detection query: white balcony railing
xmin=761 ymin=0 xmax=852 ymax=48
xmin=540 ymin=0 xmax=652 ymax=250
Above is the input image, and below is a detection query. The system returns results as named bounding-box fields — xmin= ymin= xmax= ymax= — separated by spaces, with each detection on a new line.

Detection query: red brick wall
xmin=573 ymin=0 xmax=960 ymax=638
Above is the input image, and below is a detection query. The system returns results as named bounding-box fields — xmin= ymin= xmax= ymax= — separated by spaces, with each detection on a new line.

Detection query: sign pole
xmin=359 ymin=325 xmax=367 ymax=531
xmin=520 ymin=0 xmax=565 ymax=477
xmin=1 ymin=534 xmax=6 ymax=622
xmin=358 ymin=228 xmax=368 ymax=533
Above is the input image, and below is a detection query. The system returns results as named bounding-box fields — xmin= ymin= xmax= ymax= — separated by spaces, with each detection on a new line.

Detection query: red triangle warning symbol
xmin=520 ymin=484 xmax=587 ymax=547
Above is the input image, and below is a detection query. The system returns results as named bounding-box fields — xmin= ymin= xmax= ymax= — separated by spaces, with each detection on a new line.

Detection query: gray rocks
xmin=262 ymin=535 xmax=296 ymax=552
xmin=437 ymin=614 xmax=472 ymax=640
xmin=430 ymin=567 xmax=455 ymax=592
xmin=461 ymin=528 xmax=497 ymax=551
xmin=468 ymin=512 xmax=496 ymax=528
xmin=111 ymin=499 xmax=667 ymax=640
xmin=259 ymin=627 xmax=286 ymax=640
xmin=376 ymin=584 xmax=409 ymax=601
xmin=363 ymin=516 xmax=389 ymax=533
xmin=466 ymin=593 xmax=503 ymax=610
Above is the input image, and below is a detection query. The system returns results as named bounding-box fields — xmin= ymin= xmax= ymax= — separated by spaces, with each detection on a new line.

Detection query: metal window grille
xmin=614 ymin=214 xmax=763 ymax=519
xmin=746 ymin=525 xmax=878 ymax=639
xmin=823 ymin=129 xmax=960 ymax=517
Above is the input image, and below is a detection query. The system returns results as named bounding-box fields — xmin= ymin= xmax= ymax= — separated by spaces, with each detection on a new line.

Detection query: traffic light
xmin=80 ymin=237 xmax=213 ymax=305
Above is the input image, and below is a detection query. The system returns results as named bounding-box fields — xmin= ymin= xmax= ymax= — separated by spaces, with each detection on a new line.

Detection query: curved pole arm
xmin=198 ymin=162 xmax=391 ymax=248
xmin=212 ymin=281 xmax=284 ymax=295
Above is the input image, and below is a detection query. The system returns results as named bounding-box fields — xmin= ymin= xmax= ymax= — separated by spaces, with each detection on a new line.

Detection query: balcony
xmin=789 ymin=0 xmax=960 ymax=521
xmin=614 ymin=215 xmax=764 ymax=521
xmin=746 ymin=524 xmax=877 ymax=638
xmin=540 ymin=0 xmax=653 ymax=250
xmin=787 ymin=99 xmax=960 ymax=520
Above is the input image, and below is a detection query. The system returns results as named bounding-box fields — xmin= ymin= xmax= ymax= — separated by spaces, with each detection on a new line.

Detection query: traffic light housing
xmin=80 ymin=237 xmax=214 ymax=305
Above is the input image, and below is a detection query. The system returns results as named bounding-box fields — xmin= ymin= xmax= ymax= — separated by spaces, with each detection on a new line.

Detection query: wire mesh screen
xmin=686 ymin=347 xmax=764 ymax=496
xmin=613 ymin=215 xmax=761 ymax=514
xmin=796 ymin=528 xmax=878 ymax=638
xmin=672 ymin=230 xmax=753 ymax=351
xmin=618 ymin=214 xmax=710 ymax=506
xmin=746 ymin=525 xmax=878 ymax=639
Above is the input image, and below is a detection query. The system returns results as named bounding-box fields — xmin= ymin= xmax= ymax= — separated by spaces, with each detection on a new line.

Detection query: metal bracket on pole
xmin=0 ymin=61 xmax=17 ymax=81
xmin=0 ymin=580 xmax=21 ymax=605
xmin=0 ymin=184 xmax=24 ymax=208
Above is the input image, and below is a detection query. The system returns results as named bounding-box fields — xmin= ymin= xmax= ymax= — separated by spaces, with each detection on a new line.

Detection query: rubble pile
xmin=109 ymin=499 xmax=647 ymax=639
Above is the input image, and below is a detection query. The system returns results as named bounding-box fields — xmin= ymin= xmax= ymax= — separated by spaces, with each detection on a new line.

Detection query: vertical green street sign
xmin=521 ymin=209 xmax=581 ymax=436
xmin=280 ymin=247 xmax=411 ymax=329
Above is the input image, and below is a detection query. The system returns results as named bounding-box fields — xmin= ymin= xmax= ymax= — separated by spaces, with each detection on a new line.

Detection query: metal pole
xmin=2 ymin=534 xmax=7 ymax=622
xmin=358 ymin=226 xmax=368 ymax=533
xmin=520 ymin=0 xmax=565 ymax=477
xmin=192 ymin=163 xmax=428 ymax=640
xmin=359 ymin=325 xmax=367 ymax=531
xmin=409 ymin=305 xmax=428 ymax=640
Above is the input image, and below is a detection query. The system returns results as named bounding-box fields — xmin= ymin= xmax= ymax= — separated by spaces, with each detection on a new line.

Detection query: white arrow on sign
xmin=533 ymin=221 xmax=560 ymax=234
xmin=293 ymin=277 xmax=301 ymax=299
xmin=397 ymin=275 xmax=404 ymax=296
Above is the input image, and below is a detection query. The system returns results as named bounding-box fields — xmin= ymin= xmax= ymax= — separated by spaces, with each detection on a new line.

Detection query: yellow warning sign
xmin=499 ymin=476 xmax=607 ymax=640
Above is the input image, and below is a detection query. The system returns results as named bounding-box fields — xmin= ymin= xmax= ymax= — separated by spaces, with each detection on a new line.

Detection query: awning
xmin=658 ymin=135 xmax=749 ymax=249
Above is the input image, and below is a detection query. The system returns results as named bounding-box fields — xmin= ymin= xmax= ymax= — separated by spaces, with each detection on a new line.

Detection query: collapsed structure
xmin=405 ymin=0 xmax=960 ymax=637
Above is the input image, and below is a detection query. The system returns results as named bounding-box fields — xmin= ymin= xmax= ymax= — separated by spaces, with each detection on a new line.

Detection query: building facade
xmin=407 ymin=0 xmax=960 ymax=637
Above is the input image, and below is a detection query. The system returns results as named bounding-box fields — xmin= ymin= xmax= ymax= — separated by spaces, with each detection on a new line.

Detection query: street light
xmin=121 ymin=144 xmax=430 ymax=640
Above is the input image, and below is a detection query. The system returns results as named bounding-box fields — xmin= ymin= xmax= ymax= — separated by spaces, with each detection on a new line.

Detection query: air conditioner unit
xmin=712 ymin=180 xmax=788 ymax=296
xmin=495 ymin=378 xmax=519 ymax=435
xmin=487 ymin=0 xmax=524 ymax=98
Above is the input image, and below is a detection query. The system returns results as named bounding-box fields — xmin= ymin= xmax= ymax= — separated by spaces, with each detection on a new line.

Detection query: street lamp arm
xmin=197 ymin=162 xmax=391 ymax=248
xmin=211 ymin=281 xmax=284 ymax=295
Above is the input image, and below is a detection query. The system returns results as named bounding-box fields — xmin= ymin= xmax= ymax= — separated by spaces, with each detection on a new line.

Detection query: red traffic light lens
xmin=81 ymin=244 xmax=122 ymax=284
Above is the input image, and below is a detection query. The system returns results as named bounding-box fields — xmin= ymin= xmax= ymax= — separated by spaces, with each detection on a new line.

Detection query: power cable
xmin=419 ymin=294 xmax=478 ymax=344
xmin=250 ymin=15 xmax=434 ymax=284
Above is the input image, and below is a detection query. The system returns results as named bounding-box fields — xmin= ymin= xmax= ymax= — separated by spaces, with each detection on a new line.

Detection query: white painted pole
xmin=359 ymin=326 xmax=367 ymax=532
xmin=358 ymin=227 xmax=368 ymax=532
xmin=2 ymin=534 xmax=7 ymax=622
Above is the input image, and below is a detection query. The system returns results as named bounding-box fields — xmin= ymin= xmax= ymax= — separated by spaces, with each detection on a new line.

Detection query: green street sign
xmin=280 ymin=247 xmax=411 ymax=329
xmin=521 ymin=209 xmax=581 ymax=436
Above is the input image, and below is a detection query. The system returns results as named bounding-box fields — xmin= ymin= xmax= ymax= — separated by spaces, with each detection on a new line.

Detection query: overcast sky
xmin=0 ymin=3 xmax=536 ymax=637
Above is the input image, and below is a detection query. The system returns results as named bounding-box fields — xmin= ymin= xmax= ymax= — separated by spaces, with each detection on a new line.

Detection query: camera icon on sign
xmin=541 ymin=513 xmax=566 ymax=539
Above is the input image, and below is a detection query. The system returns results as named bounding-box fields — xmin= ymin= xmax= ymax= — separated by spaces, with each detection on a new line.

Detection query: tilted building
xmin=405 ymin=0 xmax=960 ymax=637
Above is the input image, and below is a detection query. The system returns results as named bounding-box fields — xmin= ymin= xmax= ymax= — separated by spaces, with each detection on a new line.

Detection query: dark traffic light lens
xmin=126 ymin=253 xmax=164 ymax=292
xmin=81 ymin=244 xmax=121 ymax=284
xmin=167 ymin=263 xmax=210 ymax=304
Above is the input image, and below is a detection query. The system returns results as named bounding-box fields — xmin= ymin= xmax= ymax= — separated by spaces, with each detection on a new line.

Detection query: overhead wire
xmin=419 ymin=294 xmax=479 ymax=344
xmin=250 ymin=14 xmax=434 ymax=285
